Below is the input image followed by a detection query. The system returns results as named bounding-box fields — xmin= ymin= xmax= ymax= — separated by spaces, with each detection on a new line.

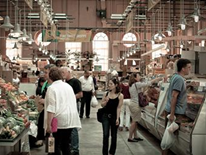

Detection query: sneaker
xmin=86 ymin=116 xmax=90 ymax=118
xmin=125 ymin=127 xmax=129 ymax=131
xmin=127 ymin=138 xmax=138 ymax=142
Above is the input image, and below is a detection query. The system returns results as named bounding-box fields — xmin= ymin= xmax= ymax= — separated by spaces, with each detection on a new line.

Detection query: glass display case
xmin=139 ymin=80 xmax=206 ymax=155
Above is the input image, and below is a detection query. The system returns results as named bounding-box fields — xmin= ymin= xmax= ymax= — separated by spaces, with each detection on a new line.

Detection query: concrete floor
xmin=19 ymin=83 xmax=174 ymax=155
xmin=30 ymin=106 xmax=175 ymax=155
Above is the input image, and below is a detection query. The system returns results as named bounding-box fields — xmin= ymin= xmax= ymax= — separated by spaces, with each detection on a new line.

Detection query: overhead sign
xmin=42 ymin=29 xmax=92 ymax=42
xmin=24 ymin=0 xmax=33 ymax=10
xmin=125 ymin=12 xmax=133 ymax=33
xmin=148 ymin=0 xmax=160 ymax=11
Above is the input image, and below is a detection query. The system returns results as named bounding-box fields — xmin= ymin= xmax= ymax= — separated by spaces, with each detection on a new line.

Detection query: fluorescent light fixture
xmin=55 ymin=13 xmax=67 ymax=16
xmin=53 ymin=16 xmax=67 ymax=19
xmin=111 ymin=14 xmax=123 ymax=17
xmin=28 ymin=13 xmax=39 ymax=16
xmin=135 ymin=15 xmax=146 ymax=20
xmin=27 ymin=16 xmax=40 ymax=19
xmin=111 ymin=16 xmax=125 ymax=20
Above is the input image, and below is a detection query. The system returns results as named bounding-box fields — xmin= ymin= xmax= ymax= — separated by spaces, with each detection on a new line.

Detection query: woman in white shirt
xmin=44 ymin=67 xmax=81 ymax=155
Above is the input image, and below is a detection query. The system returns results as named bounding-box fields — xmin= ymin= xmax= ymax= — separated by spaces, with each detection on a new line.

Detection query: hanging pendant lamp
xmin=124 ymin=60 xmax=127 ymax=65
xmin=178 ymin=15 xmax=187 ymax=30
xmin=27 ymin=33 xmax=34 ymax=45
xmin=12 ymin=23 xmax=23 ymax=37
xmin=20 ymin=28 xmax=29 ymax=41
xmin=191 ymin=7 xmax=200 ymax=23
xmin=166 ymin=23 xmax=173 ymax=37
xmin=132 ymin=60 xmax=136 ymax=66
xmin=0 ymin=16 xmax=14 ymax=31
xmin=0 ymin=0 xmax=14 ymax=31
xmin=12 ymin=42 xmax=18 ymax=49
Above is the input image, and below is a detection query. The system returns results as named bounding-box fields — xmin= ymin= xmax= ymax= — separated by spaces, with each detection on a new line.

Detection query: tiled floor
xmin=30 ymin=106 xmax=175 ymax=155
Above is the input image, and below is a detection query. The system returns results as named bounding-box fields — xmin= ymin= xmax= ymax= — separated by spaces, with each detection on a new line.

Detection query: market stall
xmin=138 ymin=79 xmax=206 ymax=155
xmin=0 ymin=78 xmax=35 ymax=155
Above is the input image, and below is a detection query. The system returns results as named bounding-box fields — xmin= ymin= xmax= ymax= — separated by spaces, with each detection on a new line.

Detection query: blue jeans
xmin=102 ymin=114 xmax=118 ymax=155
xmin=71 ymin=128 xmax=79 ymax=153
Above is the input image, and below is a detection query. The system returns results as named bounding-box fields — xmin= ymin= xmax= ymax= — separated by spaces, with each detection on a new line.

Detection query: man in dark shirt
xmin=61 ymin=67 xmax=82 ymax=155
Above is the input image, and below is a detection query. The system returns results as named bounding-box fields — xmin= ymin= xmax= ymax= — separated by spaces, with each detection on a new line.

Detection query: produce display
xmin=0 ymin=79 xmax=33 ymax=141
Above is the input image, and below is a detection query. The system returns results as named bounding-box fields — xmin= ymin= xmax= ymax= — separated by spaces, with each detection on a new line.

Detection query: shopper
xmin=61 ymin=67 xmax=83 ymax=155
xmin=79 ymin=70 xmax=95 ymax=118
xmin=55 ymin=59 xmax=63 ymax=67
xmin=162 ymin=58 xmax=191 ymax=155
xmin=128 ymin=73 xmax=162 ymax=142
xmin=12 ymin=70 xmax=20 ymax=87
xmin=101 ymin=77 xmax=123 ymax=155
xmin=35 ymin=64 xmax=55 ymax=147
xmin=35 ymin=77 xmax=46 ymax=96
xmin=44 ymin=67 xmax=81 ymax=155
xmin=119 ymin=76 xmax=131 ymax=131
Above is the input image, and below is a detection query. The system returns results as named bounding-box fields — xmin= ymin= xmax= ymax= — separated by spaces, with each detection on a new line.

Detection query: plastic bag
xmin=160 ymin=116 xmax=177 ymax=150
xmin=167 ymin=122 xmax=179 ymax=133
xmin=91 ymin=96 xmax=98 ymax=108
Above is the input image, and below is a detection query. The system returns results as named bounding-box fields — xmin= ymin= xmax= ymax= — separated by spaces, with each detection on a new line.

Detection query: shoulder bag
xmin=134 ymin=84 xmax=149 ymax=107
xmin=97 ymin=92 xmax=109 ymax=122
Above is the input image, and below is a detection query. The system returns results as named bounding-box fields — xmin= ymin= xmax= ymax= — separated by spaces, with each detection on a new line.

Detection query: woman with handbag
xmin=128 ymin=73 xmax=162 ymax=142
xmin=101 ymin=77 xmax=123 ymax=155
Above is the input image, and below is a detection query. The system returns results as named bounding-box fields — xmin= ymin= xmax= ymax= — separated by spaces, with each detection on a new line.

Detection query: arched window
xmin=92 ymin=32 xmax=109 ymax=71
xmin=122 ymin=32 xmax=137 ymax=48
xmin=65 ymin=42 xmax=82 ymax=69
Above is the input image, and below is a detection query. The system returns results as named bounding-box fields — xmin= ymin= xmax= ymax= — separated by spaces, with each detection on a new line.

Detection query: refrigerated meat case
xmin=138 ymin=82 xmax=206 ymax=155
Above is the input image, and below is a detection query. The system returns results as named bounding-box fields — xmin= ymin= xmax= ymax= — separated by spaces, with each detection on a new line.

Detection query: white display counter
xmin=139 ymin=82 xmax=206 ymax=155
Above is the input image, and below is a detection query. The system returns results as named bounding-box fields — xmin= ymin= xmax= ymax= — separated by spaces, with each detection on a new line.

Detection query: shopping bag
xmin=160 ymin=119 xmax=176 ymax=150
xmin=91 ymin=96 xmax=98 ymax=108
xmin=45 ymin=133 xmax=55 ymax=153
